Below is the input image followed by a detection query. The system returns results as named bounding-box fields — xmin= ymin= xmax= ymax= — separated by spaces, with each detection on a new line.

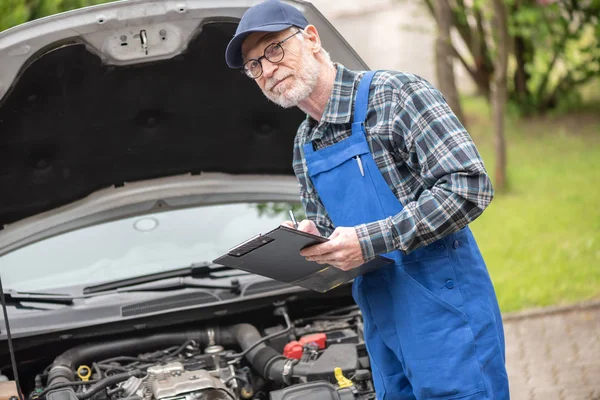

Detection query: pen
xmin=355 ymin=155 xmax=365 ymax=176
xmin=288 ymin=210 xmax=298 ymax=229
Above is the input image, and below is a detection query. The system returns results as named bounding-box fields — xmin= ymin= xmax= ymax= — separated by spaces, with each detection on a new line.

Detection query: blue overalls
xmin=303 ymin=71 xmax=510 ymax=399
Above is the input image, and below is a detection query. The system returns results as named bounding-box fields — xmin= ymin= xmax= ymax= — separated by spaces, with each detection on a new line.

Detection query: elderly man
xmin=225 ymin=1 xmax=509 ymax=399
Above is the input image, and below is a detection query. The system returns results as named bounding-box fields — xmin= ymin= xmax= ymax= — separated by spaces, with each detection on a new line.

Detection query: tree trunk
xmin=491 ymin=0 xmax=509 ymax=192
xmin=423 ymin=0 xmax=492 ymax=102
xmin=433 ymin=0 xmax=466 ymax=125
xmin=511 ymin=0 xmax=530 ymax=110
xmin=513 ymin=35 xmax=530 ymax=104
xmin=473 ymin=68 xmax=492 ymax=100
xmin=472 ymin=8 xmax=494 ymax=101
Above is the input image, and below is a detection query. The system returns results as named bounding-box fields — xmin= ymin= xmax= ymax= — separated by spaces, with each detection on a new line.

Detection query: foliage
xmin=413 ymin=0 xmax=600 ymax=117
xmin=0 ymin=0 xmax=114 ymax=32
xmin=507 ymin=0 xmax=600 ymax=115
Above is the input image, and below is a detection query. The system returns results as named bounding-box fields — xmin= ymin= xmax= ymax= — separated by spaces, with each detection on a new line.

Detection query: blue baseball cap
xmin=225 ymin=0 xmax=309 ymax=68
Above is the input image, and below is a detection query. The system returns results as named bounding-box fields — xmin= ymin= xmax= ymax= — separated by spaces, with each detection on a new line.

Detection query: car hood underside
xmin=0 ymin=20 xmax=307 ymax=229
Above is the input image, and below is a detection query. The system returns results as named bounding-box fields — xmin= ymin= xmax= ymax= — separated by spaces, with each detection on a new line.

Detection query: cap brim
xmin=225 ymin=23 xmax=294 ymax=68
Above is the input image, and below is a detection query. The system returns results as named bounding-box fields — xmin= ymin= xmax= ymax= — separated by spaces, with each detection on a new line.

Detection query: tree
xmin=421 ymin=0 xmax=494 ymax=100
xmin=416 ymin=0 xmax=600 ymax=116
xmin=433 ymin=0 xmax=466 ymax=125
xmin=509 ymin=0 xmax=600 ymax=115
xmin=491 ymin=0 xmax=509 ymax=192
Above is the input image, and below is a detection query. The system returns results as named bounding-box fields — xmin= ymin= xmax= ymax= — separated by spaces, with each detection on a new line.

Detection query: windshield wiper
xmin=115 ymin=277 xmax=241 ymax=294
xmin=83 ymin=263 xmax=238 ymax=295
xmin=2 ymin=291 xmax=74 ymax=305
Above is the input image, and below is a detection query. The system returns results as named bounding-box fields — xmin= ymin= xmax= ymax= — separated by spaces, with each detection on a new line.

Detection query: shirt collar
xmin=304 ymin=63 xmax=361 ymax=138
xmin=320 ymin=63 xmax=360 ymax=124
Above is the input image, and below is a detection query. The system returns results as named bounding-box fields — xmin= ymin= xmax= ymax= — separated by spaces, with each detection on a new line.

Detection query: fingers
xmin=305 ymin=249 xmax=352 ymax=264
xmin=297 ymin=219 xmax=311 ymax=231
xmin=305 ymin=248 xmax=339 ymax=261
xmin=282 ymin=219 xmax=320 ymax=236
xmin=310 ymin=255 xmax=360 ymax=271
xmin=307 ymin=254 xmax=338 ymax=268
xmin=300 ymin=226 xmax=365 ymax=272
xmin=298 ymin=219 xmax=320 ymax=236
xmin=328 ymin=229 xmax=340 ymax=239
xmin=300 ymin=240 xmax=337 ymax=257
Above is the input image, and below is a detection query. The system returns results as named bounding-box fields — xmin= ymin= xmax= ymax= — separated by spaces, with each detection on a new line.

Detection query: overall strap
xmin=353 ymin=71 xmax=377 ymax=124
xmin=304 ymin=70 xmax=378 ymax=156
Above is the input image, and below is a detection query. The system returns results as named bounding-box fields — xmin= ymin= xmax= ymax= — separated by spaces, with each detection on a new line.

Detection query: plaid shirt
xmin=292 ymin=63 xmax=493 ymax=262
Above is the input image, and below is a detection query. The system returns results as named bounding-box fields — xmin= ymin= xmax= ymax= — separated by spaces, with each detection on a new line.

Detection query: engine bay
xmin=8 ymin=304 xmax=376 ymax=400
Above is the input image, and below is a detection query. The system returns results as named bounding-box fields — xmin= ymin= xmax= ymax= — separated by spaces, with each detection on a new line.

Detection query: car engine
xmin=23 ymin=305 xmax=376 ymax=400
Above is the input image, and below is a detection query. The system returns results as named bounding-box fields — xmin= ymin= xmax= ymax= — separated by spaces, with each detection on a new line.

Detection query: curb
xmin=502 ymin=299 xmax=600 ymax=322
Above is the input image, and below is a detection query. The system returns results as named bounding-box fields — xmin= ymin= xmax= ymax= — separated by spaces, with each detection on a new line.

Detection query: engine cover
xmin=148 ymin=362 xmax=232 ymax=400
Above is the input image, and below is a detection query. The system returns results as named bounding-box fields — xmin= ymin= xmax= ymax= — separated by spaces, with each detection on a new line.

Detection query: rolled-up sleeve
xmin=355 ymin=81 xmax=494 ymax=260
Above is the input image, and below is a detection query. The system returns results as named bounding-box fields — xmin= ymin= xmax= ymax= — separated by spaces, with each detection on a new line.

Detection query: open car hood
xmin=0 ymin=0 xmax=368 ymax=254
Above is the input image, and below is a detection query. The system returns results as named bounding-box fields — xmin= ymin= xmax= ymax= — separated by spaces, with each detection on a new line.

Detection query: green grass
xmin=461 ymin=97 xmax=600 ymax=312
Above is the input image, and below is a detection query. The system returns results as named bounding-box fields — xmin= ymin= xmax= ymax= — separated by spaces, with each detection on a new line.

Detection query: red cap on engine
xmin=299 ymin=333 xmax=327 ymax=349
xmin=283 ymin=341 xmax=304 ymax=359
xmin=283 ymin=333 xmax=327 ymax=359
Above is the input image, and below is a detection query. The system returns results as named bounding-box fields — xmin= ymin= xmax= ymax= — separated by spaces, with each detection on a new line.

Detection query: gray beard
xmin=263 ymin=53 xmax=320 ymax=108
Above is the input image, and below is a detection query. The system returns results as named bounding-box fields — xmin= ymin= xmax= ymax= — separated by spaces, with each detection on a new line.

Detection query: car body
xmin=0 ymin=1 xmax=375 ymax=399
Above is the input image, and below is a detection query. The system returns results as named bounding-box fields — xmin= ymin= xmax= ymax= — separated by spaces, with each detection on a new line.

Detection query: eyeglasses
xmin=242 ymin=30 xmax=302 ymax=79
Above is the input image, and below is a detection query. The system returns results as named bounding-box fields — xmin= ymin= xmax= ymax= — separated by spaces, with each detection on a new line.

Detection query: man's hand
xmin=281 ymin=219 xmax=321 ymax=236
xmin=300 ymin=227 xmax=365 ymax=271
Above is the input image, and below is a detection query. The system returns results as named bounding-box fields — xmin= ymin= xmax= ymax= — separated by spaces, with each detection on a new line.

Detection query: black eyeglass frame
xmin=241 ymin=30 xmax=302 ymax=79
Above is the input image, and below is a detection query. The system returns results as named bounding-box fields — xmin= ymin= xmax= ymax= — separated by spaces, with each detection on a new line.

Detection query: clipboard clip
xmin=227 ymin=234 xmax=275 ymax=257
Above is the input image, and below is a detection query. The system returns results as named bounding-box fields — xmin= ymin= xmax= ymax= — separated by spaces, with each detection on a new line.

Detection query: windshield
xmin=0 ymin=202 xmax=305 ymax=292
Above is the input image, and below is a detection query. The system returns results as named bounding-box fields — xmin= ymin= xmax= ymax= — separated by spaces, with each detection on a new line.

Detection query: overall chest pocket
xmin=305 ymin=136 xmax=370 ymax=175
xmin=305 ymin=136 xmax=388 ymax=228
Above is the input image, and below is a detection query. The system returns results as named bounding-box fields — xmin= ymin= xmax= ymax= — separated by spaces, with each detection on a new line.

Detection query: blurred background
xmin=1 ymin=0 xmax=599 ymax=397
xmin=1 ymin=0 xmax=598 ymax=314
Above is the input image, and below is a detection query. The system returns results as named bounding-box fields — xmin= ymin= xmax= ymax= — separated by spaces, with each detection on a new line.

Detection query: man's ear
xmin=303 ymin=25 xmax=322 ymax=54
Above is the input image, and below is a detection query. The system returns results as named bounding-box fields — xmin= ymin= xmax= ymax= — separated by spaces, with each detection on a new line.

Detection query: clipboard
xmin=212 ymin=225 xmax=394 ymax=293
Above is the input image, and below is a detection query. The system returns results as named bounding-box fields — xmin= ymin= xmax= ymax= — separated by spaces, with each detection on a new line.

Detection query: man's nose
xmin=261 ymin=59 xmax=278 ymax=79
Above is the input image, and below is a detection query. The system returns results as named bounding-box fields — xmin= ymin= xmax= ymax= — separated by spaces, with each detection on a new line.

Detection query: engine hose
xmin=224 ymin=324 xmax=315 ymax=385
xmin=47 ymin=323 xmax=311 ymax=388
xmin=51 ymin=332 xmax=210 ymax=371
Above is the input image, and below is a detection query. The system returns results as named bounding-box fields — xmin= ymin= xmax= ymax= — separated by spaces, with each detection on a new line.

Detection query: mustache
xmin=265 ymin=71 xmax=294 ymax=91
